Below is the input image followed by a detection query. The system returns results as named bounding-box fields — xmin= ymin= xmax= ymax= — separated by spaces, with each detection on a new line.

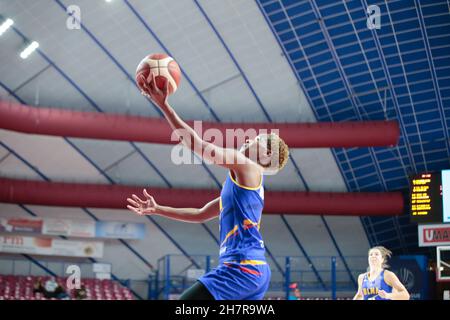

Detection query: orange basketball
xmin=135 ymin=53 xmax=181 ymax=95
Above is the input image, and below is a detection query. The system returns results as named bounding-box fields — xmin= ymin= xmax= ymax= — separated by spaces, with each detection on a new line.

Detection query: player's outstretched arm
xmin=127 ymin=189 xmax=220 ymax=223
xmin=379 ymin=270 xmax=410 ymax=300
xmin=140 ymin=75 xmax=255 ymax=173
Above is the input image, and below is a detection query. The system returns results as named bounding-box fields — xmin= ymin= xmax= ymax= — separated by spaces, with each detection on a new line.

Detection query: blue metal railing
xmin=151 ymin=254 xmax=366 ymax=300
xmin=0 ymin=254 xmax=367 ymax=299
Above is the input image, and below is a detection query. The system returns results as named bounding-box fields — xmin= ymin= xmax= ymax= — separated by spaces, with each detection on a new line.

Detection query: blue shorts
xmin=198 ymin=262 xmax=271 ymax=300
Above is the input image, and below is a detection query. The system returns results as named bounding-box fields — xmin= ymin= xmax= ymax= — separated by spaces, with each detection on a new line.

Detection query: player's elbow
xmin=196 ymin=208 xmax=211 ymax=223
xmin=188 ymin=214 xmax=208 ymax=224
xmin=396 ymin=288 xmax=410 ymax=300
xmin=403 ymin=291 xmax=410 ymax=300
xmin=198 ymin=210 xmax=218 ymax=224
xmin=196 ymin=215 xmax=215 ymax=224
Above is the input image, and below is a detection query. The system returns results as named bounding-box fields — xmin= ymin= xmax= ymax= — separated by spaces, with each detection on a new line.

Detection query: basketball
xmin=135 ymin=53 xmax=181 ymax=95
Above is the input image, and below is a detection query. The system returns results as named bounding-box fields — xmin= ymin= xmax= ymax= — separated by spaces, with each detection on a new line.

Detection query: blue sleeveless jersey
xmin=361 ymin=270 xmax=393 ymax=300
xmin=218 ymin=171 xmax=266 ymax=264
xmin=197 ymin=171 xmax=271 ymax=300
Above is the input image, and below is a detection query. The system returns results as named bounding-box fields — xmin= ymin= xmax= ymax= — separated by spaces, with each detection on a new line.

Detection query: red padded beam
xmin=0 ymin=101 xmax=399 ymax=148
xmin=0 ymin=178 xmax=404 ymax=216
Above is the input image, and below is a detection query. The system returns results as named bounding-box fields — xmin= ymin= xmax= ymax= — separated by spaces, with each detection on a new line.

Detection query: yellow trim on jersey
xmin=243 ymin=219 xmax=258 ymax=230
xmin=229 ymin=171 xmax=262 ymax=191
xmin=243 ymin=218 xmax=262 ymax=231
xmin=220 ymin=225 xmax=239 ymax=247
xmin=224 ymin=259 xmax=267 ymax=265
xmin=239 ymin=260 xmax=267 ymax=265
xmin=219 ymin=197 xmax=223 ymax=212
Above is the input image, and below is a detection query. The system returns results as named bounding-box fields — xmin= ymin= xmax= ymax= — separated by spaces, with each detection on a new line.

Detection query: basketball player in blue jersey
xmin=353 ymin=246 xmax=410 ymax=300
xmin=127 ymin=75 xmax=289 ymax=300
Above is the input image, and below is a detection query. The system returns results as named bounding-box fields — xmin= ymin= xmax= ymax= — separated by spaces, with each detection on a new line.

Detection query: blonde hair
xmin=369 ymin=246 xmax=392 ymax=269
xmin=266 ymin=132 xmax=289 ymax=172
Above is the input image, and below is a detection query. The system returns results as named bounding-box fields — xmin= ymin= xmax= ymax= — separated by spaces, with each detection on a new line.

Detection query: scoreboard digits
xmin=410 ymin=172 xmax=444 ymax=223
xmin=411 ymin=174 xmax=432 ymax=216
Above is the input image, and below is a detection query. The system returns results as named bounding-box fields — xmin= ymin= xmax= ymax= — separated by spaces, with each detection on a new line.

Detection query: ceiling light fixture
xmin=0 ymin=18 xmax=14 ymax=36
xmin=20 ymin=41 xmax=39 ymax=59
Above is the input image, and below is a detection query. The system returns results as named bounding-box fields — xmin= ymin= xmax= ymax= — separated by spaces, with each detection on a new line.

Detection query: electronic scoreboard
xmin=410 ymin=170 xmax=450 ymax=223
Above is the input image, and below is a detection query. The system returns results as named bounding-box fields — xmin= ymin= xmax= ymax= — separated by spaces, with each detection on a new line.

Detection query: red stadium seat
xmin=0 ymin=274 xmax=134 ymax=300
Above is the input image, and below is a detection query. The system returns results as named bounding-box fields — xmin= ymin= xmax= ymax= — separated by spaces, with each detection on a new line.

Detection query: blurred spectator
xmin=55 ymin=279 xmax=69 ymax=299
xmin=33 ymin=277 xmax=45 ymax=294
xmin=293 ymin=288 xmax=302 ymax=300
xmin=44 ymin=277 xmax=58 ymax=294
xmin=42 ymin=277 xmax=68 ymax=299
xmin=73 ymin=284 xmax=87 ymax=300
xmin=288 ymin=282 xmax=302 ymax=300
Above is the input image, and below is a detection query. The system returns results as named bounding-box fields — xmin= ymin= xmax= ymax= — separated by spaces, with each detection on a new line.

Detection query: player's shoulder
xmin=382 ymin=269 xmax=396 ymax=279
xmin=357 ymin=273 xmax=367 ymax=282
xmin=381 ymin=269 xmax=399 ymax=286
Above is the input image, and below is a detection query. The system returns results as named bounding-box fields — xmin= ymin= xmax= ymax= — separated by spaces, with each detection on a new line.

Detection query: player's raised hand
xmin=140 ymin=73 xmax=169 ymax=108
xmin=127 ymin=189 xmax=159 ymax=216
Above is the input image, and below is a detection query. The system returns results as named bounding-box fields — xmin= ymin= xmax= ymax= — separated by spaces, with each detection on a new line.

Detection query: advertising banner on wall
xmin=418 ymin=224 xmax=450 ymax=247
xmin=0 ymin=235 xmax=103 ymax=258
xmin=95 ymin=221 xmax=145 ymax=239
xmin=389 ymin=255 xmax=428 ymax=300
xmin=42 ymin=218 xmax=96 ymax=238
xmin=0 ymin=217 xmax=145 ymax=239
xmin=0 ymin=218 xmax=43 ymax=233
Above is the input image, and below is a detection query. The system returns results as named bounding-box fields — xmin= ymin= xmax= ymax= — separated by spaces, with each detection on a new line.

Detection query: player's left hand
xmin=140 ymin=73 xmax=169 ymax=108
xmin=127 ymin=189 xmax=159 ymax=216
xmin=378 ymin=290 xmax=391 ymax=299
